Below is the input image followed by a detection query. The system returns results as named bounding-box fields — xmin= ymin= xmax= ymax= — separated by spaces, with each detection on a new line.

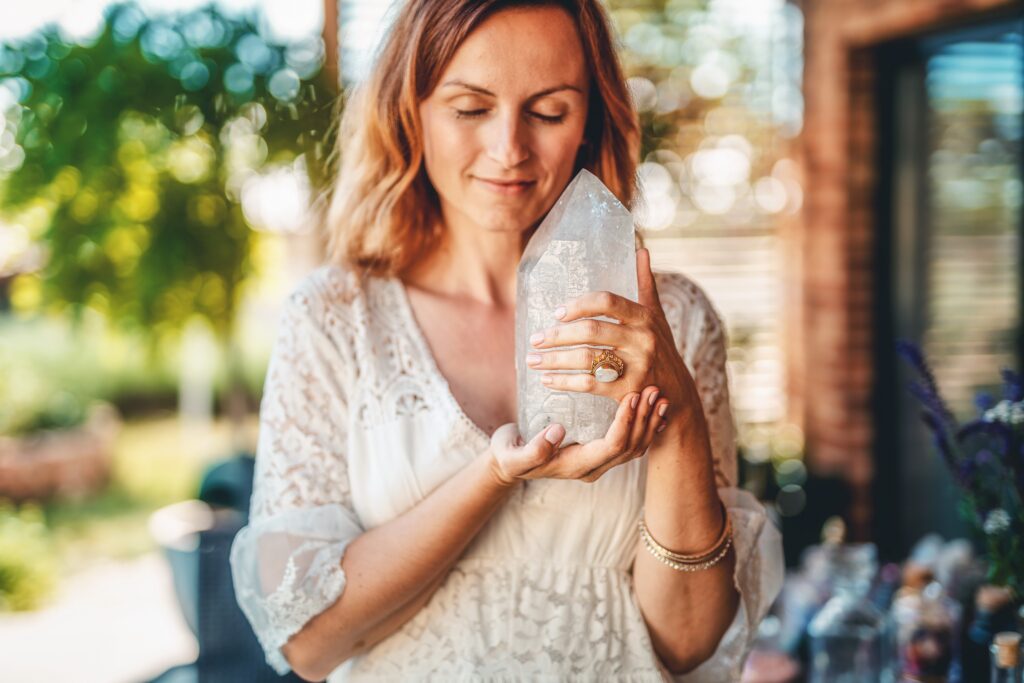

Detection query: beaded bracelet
xmin=637 ymin=503 xmax=733 ymax=572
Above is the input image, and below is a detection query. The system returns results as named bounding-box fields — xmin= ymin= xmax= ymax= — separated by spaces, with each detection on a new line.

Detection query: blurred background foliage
xmin=0 ymin=0 xmax=337 ymax=612
xmin=0 ymin=1 xmax=338 ymax=441
xmin=0 ymin=502 xmax=57 ymax=611
xmin=0 ymin=2 xmax=336 ymax=341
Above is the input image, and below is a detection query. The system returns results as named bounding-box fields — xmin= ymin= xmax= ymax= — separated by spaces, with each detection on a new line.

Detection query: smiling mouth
xmin=476 ymin=177 xmax=537 ymax=195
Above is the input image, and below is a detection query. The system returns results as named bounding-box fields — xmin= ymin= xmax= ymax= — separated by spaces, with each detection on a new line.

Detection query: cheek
xmin=423 ymin=120 xmax=477 ymax=182
xmin=537 ymin=128 xmax=586 ymax=176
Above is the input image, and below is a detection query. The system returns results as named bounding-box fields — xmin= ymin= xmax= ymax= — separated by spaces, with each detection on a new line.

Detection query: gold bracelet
xmin=639 ymin=501 xmax=731 ymax=562
xmin=637 ymin=502 xmax=733 ymax=572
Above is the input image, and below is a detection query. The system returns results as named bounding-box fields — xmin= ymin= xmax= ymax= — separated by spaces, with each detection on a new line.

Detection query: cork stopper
xmin=976 ymin=584 xmax=1015 ymax=612
xmin=821 ymin=516 xmax=846 ymax=545
xmin=901 ymin=562 xmax=935 ymax=591
xmin=992 ymin=632 xmax=1021 ymax=669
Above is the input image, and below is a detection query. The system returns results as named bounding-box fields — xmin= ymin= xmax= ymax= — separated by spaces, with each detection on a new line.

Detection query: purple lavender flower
xmin=958 ymin=458 xmax=978 ymax=489
xmin=1001 ymin=369 xmax=1023 ymax=402
xmin=975 ymin=392 xmax=996 ymax=415
xmin=921 ymin=410 xmax=963 ymax=485
xmin=958 ymin=419 xmax=1023 ymax=499
xmin=896 ymin=340 xmax=957 ymax=427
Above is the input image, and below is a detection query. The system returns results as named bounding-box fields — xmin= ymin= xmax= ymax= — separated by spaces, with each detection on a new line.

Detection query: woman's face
xmin=418 ymin=6 xmax=590 ymax=237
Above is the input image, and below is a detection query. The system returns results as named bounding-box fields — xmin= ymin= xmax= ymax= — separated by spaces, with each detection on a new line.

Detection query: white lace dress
xmin=229 ymin=264 xmax=784 ymax=682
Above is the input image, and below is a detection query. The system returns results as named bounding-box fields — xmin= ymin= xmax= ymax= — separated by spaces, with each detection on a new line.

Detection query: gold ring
xmin=590 ymin=349 xmax=625 ymax=383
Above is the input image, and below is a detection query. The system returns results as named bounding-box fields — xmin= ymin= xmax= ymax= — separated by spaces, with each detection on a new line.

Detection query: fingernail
xmin=545 ymin=424 xmax=565 ymax=444
xmin=656 ymin=422 xmax=666 ymax=433
xmin=648 ymin=390 xmax=660 ymax=406
xmin=541 ymin=374 xmax=553 ymax=385
xmin=553 ymin=305 xmax=566 ymax=320
xmin=630 ymin=393 xmax=640 ymax=410
xmin=530 ymin=331 xmax=544 ymax=346
xmin=658 ymin=403 xmax=668 ymax=417
xmin=526 ymin=353 xmax=542 ymax=366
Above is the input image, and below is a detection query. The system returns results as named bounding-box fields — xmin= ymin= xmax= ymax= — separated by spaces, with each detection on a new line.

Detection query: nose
xmin=486 ymin=110 xmax=530 ymax=169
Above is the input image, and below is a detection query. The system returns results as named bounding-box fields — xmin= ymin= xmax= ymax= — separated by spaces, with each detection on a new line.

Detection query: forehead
xmin=438 ymin=6 xmax=587 ymax=95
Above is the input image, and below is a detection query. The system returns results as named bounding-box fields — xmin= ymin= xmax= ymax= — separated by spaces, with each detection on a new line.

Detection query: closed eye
xmin=530 ymin=112 xmax=565 ymax=124
xmin=453 ymin=109 xmax=566 ymax=125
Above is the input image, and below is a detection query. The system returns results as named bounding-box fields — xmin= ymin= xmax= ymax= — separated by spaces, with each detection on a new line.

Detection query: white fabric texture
xmin=229 ymin=264 xmax=784 ymax=681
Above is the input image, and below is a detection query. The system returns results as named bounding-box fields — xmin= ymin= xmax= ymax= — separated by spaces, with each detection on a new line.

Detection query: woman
xmin=230 ymin=1 xmax=784 ymax=681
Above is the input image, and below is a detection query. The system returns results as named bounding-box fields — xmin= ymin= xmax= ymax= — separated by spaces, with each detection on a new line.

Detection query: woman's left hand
xmin=526 ymin=247 xmax=700 ymax=429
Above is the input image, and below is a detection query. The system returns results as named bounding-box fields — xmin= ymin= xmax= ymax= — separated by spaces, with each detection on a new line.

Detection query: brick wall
xmin=797 ymin=0 xmax=1017 ymax=539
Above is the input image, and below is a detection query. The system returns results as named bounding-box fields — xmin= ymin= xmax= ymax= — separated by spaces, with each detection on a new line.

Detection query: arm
xmin=282 ymin=450 xmax=513 ymax=681
xmin=230 ymin=288 xmax=524 ymax=681
xmin=342 ymin=563 xmax=449 ymax=659
xmin=632 ymin=269 xmax=783 ymax=679
xmin=633 ymin=396 xmax=739 ymax=674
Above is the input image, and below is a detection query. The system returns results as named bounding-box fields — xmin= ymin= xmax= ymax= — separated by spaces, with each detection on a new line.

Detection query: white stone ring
xmin=590 ymin=349 xmax=625 ymax=383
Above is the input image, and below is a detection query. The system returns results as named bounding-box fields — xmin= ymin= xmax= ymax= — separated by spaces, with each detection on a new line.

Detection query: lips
xmin=475 ymin=177 xmax=536 ymax=195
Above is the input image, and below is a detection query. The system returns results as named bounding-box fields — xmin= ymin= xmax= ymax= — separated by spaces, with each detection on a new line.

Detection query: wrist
xmin=478 ymin=449 xmax=521 ymax=495
xmin=655 ymin=405 xmax=709 ymax=457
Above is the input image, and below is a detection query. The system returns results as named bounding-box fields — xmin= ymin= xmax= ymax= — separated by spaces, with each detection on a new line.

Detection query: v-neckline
xmin=391 ymin=277 xmax=494 ymax=445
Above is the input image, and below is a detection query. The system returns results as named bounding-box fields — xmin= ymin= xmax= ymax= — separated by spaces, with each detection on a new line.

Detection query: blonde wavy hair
xmin=320 ymin=0 xmax=641 ymax=278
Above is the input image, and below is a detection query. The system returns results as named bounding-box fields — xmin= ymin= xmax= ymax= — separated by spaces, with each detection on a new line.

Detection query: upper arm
xmin=230 ymin=280 xmax=365 ymax=675
xmin=249 ymin=288 xmax=353 ymax=520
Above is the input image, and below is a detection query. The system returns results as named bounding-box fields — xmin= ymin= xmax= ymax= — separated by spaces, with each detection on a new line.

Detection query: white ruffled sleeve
xmin=654 ymin=272 xmax=785 ymax=682
xmin=229 ymin=285 xmax=363 ymax=675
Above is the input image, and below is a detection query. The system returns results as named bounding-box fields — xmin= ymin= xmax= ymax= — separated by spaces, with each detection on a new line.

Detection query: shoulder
xmin=284 ymin=263 xmax=366 ymax=319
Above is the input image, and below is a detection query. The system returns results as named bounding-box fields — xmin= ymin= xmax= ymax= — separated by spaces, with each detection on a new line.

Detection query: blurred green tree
xmin=0 ymin=2 xmax=337 ymax=345
xmin=0 ymin=3 xmax=340 ymax=429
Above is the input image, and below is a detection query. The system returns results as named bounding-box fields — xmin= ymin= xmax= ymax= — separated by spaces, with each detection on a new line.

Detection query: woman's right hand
xmin=488 ymin=385 xmax=669 ymax=486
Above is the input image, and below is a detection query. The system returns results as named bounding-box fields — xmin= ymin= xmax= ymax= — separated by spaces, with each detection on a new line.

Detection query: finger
xmin=585 ymin=391 xmax=662 ymax=482
xmin=540 ymin=370 xmax=618 ymax=397
xmin=530 ymin=318 xmax=629 ymax=350
xmin=557 ymin=290 xmax=648 ymax=325
xmin=636 ymin=248 xmax=663 ymax=312
xmin=491 ymin=422 xmax=565 ymax=478
xmin=627 ymin=385 xmax=660 ymax=452
xmin=525 ymin=346 xmax=596 ymax=372
xmin=573 ymin=392 xmax=637 ymax=477
xmin=521 ymin=441 xmax=580 ymax=480
xmin=648 ymin=399 xmax=669 ymax=441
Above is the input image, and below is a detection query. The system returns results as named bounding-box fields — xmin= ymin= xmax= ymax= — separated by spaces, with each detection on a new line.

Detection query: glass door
xmin=875 ymin=14 xmax=1023 ymax=557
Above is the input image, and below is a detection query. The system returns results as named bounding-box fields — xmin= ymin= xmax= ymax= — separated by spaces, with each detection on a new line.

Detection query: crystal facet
xmin=516 ymin=169 xmax=638 ymax=445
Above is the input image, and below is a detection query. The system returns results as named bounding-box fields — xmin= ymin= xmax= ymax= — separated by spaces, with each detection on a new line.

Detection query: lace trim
xmin=390 ymin=277 xmax=492 ymax=444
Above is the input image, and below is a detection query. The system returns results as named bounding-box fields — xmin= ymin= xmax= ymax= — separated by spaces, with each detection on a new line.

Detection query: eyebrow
xmin=441 ymin=79 xmax=583 ymax=99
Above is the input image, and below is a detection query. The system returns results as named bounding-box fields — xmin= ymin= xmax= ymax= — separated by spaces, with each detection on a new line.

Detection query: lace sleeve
xmin=229 ymin=284 xmax=364 ymax=675
xmin=690 ymin=293 xmax=737 ymax=488
xmin=653 ymin=272 xmax=736 ymax=487
xmin=653 ymin=272 xmax=784 ymax=682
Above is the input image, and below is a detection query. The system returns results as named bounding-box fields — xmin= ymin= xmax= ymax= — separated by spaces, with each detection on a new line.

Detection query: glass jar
xmin=990 ymin=631 xmax=1022 ymax=683
xmin=807 ymin=544 xmax=885 ymax=682
xmin=889 ymin=581 xmax=962 ymax=682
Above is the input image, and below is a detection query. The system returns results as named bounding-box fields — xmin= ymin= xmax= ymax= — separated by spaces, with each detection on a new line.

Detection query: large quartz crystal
xmin=516 ymin=169 xmax=638 ymax=445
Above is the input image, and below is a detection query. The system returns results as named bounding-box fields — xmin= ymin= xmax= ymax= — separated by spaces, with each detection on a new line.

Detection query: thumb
xmin=491 ymin=422 xmax=565 ymax=477
xmin=636 ymin=247 xmax=662 ymax=311
xmin=534 ymin=422 xmax=566 ymax=449
xmin=519 ymin=422 xmax=566 ymax=471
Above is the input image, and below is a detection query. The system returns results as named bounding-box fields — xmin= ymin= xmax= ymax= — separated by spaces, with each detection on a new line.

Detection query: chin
xmin=477 ymin=208 xmax=541 ymax=235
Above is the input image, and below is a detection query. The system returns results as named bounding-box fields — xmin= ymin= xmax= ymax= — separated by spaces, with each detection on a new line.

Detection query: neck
xmin=403 ymin=215 xmax=538 ymax=309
